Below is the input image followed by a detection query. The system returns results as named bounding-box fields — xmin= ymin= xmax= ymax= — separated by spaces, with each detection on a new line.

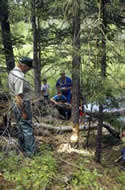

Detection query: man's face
xmin=60 ymin=73 xmax=65 ymax=79
xmin=43 ymin=80 xmax=47 ymax=85
xmin=58 ymin=92 xmax=62 ymax=96
xmin=23 ymin=65 xmax=31 ymax=73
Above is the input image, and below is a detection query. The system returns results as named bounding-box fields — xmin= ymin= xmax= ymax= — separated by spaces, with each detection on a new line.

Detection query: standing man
xmin=8 ymin=57 xmax=36 ymax=157
xmin=56 ymin=71 xmax=72 ymax=103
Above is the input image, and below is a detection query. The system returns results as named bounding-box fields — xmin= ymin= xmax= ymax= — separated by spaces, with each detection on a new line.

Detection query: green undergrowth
xmin=70 ymin=167 xmax=104 ymax=190
xmin=0 ymin=144 xmax=56 ymax=190
xmin=70 ymin=155 xmax=125 ymax=190
xmin=0 ymin=143 xmax=125 ymax=190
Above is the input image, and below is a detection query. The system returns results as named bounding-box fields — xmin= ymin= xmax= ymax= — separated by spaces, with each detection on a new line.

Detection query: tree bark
xmin=70 ymin=0 xmax=81 ymax=145
xmin=0 ymin=0 xmax=15 ymax=72
xmin=95 ymin=104 xmax=103 ymax=162
xmin=95 ymin=0 xmax=107 ymax=163
xmin=32 ymin=0 xmax=41 ymax=96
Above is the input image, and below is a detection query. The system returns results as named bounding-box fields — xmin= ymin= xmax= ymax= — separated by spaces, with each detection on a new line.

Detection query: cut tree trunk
xmin=71 ymin=0 xmax=81 ymax=145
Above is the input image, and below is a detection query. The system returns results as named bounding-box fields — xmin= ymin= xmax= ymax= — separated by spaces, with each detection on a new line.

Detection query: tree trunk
xmin=32 ymin=0 xmax=41 ymax=96
xmin=95 ymin=0 xmax=107 ymax=163
xmin=70 ymin=0 xmax=81 ymax=145
xmin=0 ymin=0 xmax=15 ymax=72
xmin=95 ymin=104 xmax=103 ymax=162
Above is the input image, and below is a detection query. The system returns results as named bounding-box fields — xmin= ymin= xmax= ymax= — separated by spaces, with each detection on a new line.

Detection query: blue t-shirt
xmin=56 ymin=76 xmax=72 ymax=95
xmin=53 ymin=95 xmax=67 ymax=103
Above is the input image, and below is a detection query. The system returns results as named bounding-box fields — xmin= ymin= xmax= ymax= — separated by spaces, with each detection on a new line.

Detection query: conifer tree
xmin=0 ymin=0 xmax=15 ymax=71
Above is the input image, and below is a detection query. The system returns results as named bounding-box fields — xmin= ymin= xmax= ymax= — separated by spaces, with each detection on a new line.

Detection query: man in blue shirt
xmin=56 ymin=71 xmax=72 ymax=103
xmin=50 ymin=90 xmax=71 ymax=119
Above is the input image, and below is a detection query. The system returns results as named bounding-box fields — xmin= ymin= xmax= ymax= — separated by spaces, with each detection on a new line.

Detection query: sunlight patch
xmin=57 ymin=143 xmax=94 ymax=156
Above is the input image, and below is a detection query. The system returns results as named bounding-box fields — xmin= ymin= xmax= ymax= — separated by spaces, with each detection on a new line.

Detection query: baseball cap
xmin=19 ymin=57 xmax=33 ymax=68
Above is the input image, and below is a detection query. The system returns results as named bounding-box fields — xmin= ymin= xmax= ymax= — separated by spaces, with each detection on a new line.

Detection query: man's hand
xmin=57 ymin=102 xmax=62 ymax=105
xmin=22 ymin=111 xmax=28 ymax=120
xmin=61 ymin=87 xmax=71 ymax=91
xmin=15 ymin=95 xmax=23 ymax=109
xmin=15 ymin=95 xmax=28 ymax=119
xmin=61 ymin=87 xmax=67 ymax=91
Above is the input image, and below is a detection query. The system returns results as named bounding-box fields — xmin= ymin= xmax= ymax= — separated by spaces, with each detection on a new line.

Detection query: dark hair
xmin=43 ymin=79 xmax=47 ymax=82
xmin=60 ymin=71 xmax=65 ymax=75
xmin=57 ymin=90 xmax=62 ymax=94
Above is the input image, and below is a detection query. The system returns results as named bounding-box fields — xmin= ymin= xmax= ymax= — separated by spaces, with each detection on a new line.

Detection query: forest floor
xmin=0 ymin=109 xmax=125 ymax=190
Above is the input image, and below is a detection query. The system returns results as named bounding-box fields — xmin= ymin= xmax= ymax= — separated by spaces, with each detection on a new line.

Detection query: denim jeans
xmin=121 ymin=147 xmax=125 ymax=160
xmin=12 ymin=101 xmax=36 ymax=156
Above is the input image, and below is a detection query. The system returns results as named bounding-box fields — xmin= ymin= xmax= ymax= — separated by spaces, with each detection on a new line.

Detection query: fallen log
xmin=9 ymin=119 xmax=121 ymax=140
xmin=33 ymin=122 xmax=120 ymax=139
xmin=33 ymin=122 xmax=97 ymax=133
xmin=103 ymin=122 xmax=120 ymax=139
xmin=85 ymin=108 xmax=125 ymax=120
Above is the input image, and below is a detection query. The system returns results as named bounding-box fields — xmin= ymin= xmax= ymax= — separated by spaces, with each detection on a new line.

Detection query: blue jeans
xmin=12 ymin=101 xmax=36 ymax=156
xmin=62 ymin=92 xmax=72 ymax=103
xmin=121 ymin=147 xmax=125 ymax=160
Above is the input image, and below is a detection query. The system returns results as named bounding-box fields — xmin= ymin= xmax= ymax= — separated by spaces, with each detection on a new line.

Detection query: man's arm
xmin=50 ymin=97 xmax=58 ymax=105
xmin=63 ymin=86 xmax=72 ymax=90
xmin=67 ymin=77 xmax=72 ymax=89
xmin=56 ymin=79 xmax=61 ymax=90
xmin=61 ymin=77 xmax=72 ymax=91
